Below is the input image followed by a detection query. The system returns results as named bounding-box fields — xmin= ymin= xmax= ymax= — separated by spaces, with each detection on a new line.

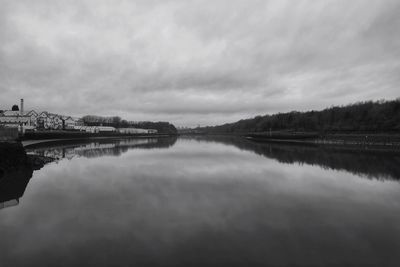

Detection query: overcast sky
xmin=0 ymin=0 xmax=399 ymax=126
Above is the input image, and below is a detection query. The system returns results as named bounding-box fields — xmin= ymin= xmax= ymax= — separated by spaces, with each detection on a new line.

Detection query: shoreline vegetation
xmin=190 ymin=99 xmax=400 ymax=149
xmin=245 ymin=132 xmax=400 ymax=149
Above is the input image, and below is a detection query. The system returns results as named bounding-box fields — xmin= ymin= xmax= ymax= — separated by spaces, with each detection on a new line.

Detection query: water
xmin=1 ymin=136 xmax=400 ymax=267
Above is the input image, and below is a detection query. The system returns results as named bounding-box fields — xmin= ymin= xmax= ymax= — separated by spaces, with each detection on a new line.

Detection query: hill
xmin=199 ymin=99 xmax=400 ymax=134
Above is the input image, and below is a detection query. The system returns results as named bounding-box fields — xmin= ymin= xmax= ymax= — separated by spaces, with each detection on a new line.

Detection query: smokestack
xmin=20 ymin=99 xmax=24 ymax=115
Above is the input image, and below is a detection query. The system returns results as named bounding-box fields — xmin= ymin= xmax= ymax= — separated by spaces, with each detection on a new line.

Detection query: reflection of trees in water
xmin=0 ymin=143 xmax=39 ymax=210
xmin=188 ymin=135 xmax=400 ymax=180
xmin=27 ymin=137 xmax=178 ymax=160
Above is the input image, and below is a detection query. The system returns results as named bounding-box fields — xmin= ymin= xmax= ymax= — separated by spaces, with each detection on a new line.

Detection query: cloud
xmin=0 ymin=0 xmax=399 ymax=126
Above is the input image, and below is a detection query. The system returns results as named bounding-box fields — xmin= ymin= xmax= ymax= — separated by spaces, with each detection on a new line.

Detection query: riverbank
xmin=19 ymin=130 xmax=175 ymax=140
xmin=0 ymin=142 xmax=54 ymax=174
xmin=21 ymin=134 xmax=173 ymax=148
xmin=0 ymin=142 xmax=54 ymax=210
xmin=13 ymin=130 xmax=176 ymax=148
xmin=246 ymin=133 xmax=400 ymax=149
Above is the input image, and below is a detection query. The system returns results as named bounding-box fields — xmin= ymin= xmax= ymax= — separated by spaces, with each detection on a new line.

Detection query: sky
xmin=0 ymin=0 xmax=399 ymax=127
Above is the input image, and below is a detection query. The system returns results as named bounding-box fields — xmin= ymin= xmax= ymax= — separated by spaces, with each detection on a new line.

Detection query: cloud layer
xmin=1 ymin=0 xmax=399 ymax=126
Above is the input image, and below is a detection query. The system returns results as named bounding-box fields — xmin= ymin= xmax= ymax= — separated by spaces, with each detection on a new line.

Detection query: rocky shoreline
xmin=0 ymin=142 xmax=54 ymax=210
xmin=0 ymin=142 xmax=54 ymax=178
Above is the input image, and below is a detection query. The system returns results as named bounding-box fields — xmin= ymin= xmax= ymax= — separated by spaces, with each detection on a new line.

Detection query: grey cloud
xmin=0 ymin=0 xmax=399 ymax=126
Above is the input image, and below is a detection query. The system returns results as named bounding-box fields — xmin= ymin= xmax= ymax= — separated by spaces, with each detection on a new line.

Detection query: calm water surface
xmin=1 ymin=137 xmax=400 ymax=267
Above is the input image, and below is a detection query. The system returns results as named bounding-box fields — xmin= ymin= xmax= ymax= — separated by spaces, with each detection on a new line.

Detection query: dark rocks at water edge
xmin=0 ymin=142 xmax=29 ymax=173
xmin=28 ymin=154 xmax=55 ymax=171
xmin=0 ymin=142 xmax=54 ymax=176
xmin=0 ymin=142 xmax=54 ymax=208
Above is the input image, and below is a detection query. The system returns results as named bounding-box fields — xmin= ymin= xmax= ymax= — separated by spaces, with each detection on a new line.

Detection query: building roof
xmin=1 ymin=109 xmax=81 ymax=122
xmin=1 ymin=110 xmax=39 ymax=117
xmin=64 ymin=116 xmax=75 ymax=121
xmin=2 ymin=110 xmax=21 ymax=116
xmin=0 ymin=116 xmax=30 ymax=122
xmin=26 ymin=110 xmax=38 ymax=116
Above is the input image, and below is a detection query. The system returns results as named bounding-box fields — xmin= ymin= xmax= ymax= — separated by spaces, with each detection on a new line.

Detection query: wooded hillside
xmin=200 ymin=99 xmax=400 ymax=134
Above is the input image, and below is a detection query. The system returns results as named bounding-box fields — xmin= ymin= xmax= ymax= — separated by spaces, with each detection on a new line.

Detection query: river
xmin=1 ymin=136 xmax=400 ymax=266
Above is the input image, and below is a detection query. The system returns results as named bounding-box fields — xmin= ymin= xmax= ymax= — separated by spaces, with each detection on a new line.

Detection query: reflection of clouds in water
xmin=1 ymin=138 xmax=400 ymax=266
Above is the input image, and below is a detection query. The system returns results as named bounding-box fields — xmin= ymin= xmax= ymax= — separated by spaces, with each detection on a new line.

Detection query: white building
xmin=0 ymin=107 xmax=34 ymax=130
xmin=37 ymin=112 xmax=52 ymax=130
xmin=0 ymin=115 xmax=31 ymax=127
xmin=1 ymin=99 xmax=83 ymax=132
xmin=26 ymin=110 xmax=39 ymax=128
xmin=37 ymin=112 xmax=75 ymax=130
xmin=118 ymin=128 xmax=158 ymax=134
xmin=63 ymin=116 xmax=76 ymax=130
xmin=0 ymin=100 xmax=39 ymax=130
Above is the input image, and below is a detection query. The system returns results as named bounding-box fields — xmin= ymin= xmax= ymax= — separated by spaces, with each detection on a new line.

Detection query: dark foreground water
xmin=1 ymin=136 xmax=400 ymax=267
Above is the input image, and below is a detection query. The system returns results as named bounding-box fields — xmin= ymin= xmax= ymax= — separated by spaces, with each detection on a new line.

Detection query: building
xmin=1 ymin=99 xmax=85 ymax=133
xmin=37 ymin=112 xmax=52 ymax=130
xmin=25 ymin=110 xmax=39 ymax=128
xmin=118 ymin=128 xmax=158 ymax=134
xmin=62 ymin=116 xmax=76 ymax=130
xmin=37 ymin=112 xmax=72 ymax=130
xmin=73 ymin=126 xmax=97 ymax=133
xmin=0 ymin=100 xmax=34 ymax=131
xmin=0 ymin=114 xmax=31 ymax=127
xmin=0 ymin=109 xmax=38 ymax=129
xmin=48 ymin=113 xmax=63 ymax=130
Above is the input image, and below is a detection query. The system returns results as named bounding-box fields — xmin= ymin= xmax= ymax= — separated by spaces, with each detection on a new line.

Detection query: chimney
xmin=20 ymin=98 xmax=24 ymax=115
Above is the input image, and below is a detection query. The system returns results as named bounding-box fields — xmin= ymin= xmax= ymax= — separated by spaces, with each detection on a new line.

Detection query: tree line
xmin=199 ymin=99 xmax=400 ymax=134
xmin=82 ymin=115 xmax=177 ymax=134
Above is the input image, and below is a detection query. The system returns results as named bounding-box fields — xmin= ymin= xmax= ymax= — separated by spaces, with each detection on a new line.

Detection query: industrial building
xmin=0 ymin=99 xmax=80 ymax=131
xmin=1 ymin=99 xmax=158 ymax=135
